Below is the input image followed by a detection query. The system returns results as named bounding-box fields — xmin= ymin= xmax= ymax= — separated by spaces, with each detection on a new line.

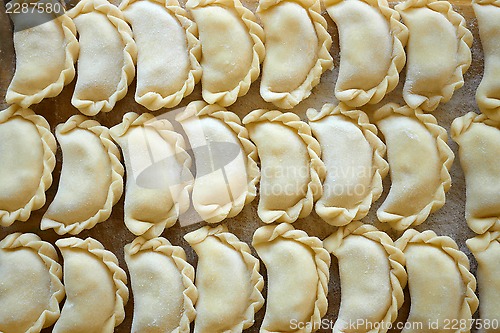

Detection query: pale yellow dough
xmin=42 ymin=116 xmax=124 ymax=235
xmin=54 ymin=237 xmax=129 ymax=333
xmin=0 ymin=233 xmax=64 ymax=333
xmin=124 ymin=237 xmax=197 ymax=333
xmin=176 ymin=101 xmax=259 ymax=223
xmin=6 ymin=3 xmax=79 ymax=108
xmin=473 ymin=0 xmax=500 ymax=121
xmin=374 ymin=103 xmax=454 ymax=230
xmin=325 ymin=0 xmax=408 ymax=107
xmin=243 ymin=109 xmax=325 ymax=224
xmin=467 ymin=232 xmax=500 ymax=333
xmin=323 ymin=222 xmax=406 ymax=333
xmin=307 ymin=104 xmax=388 ymax=226
xmin=253 ymin=223 xmax=330 ymax=333
xmin=68 ymin=0 xmax=137 ymax=116
xmin=396 ymin=0 xmax=473 ymax=111
xmin=396 ymin=230 xmax=478 ymax=333
xmin=258 ymin=0 xmax=333 ymax=109
xmin=0 ymin=105 xmax=56 ymax=227
xmin=184 ymin=225 xmax=264 ymax=333
xmin=120 ymin=0 xmax=202 ymax=110
xmin=110 ymin=112 xmax=193 ymax=237
xmin=451 ymin=113 xmax=500 ymax=234
xmin=186 ymin=0 xmax=264 ymax=107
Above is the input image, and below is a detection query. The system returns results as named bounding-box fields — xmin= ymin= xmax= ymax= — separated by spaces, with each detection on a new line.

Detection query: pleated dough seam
xmin=0 ymin=106 xmax=57 ymax=227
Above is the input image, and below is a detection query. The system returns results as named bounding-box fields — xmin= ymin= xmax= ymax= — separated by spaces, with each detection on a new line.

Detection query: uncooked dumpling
xmin=176 ymin=101 xmax=259 ymax=223
xmin=451 ymin=112 xmax=500 ymax=234
xmin=396 ymin=229 xmax=478 ymax=333
xmin=258 ymin=0 xmax=333 ymax=109
xmin=6 ymin=4 xmax=79 ymax=108
xmin=325 ymin=0 xmax=408 ymax=107
xmin=0 ymin=105 xmax=56 ymax=227
xmin=119 ymin=0 xmax=202 ymax=110
xmin=396 ymin=0 xmax=473 ymax=111
xmin=54 ymin=237 xmax=129 ymax=333
xmin=323 ymin=222 xmax=406 ymax=333
xmin=110 ymin=112 xmax=193 ymax=237
xmin=68 ymin=0 xmax=137 ymax=116
xmin=124 ymin=237 xmax=197 ymax=333
xmin=467 ymin=232 xmax=500 ymax=333
xmin=0 ymin=233 xmax=64 ymax=333
xmin=185 ymin=225 xmax=264 ymax=333
xmin=243 ymin=109 xmax=325 ymax=223
xmin=307 ymin=103 xmax=388 ymax=226
xmin=42 ymin=115 xmax=124 ymax=235
xmin=186 ymin=0 xmax=264 ymax=107
xmin=374 ymin=103 xmax=454 ymax=230
xmin=473 ymin=0 xmax=500 ymax=121
xmin=253 ymin=223 xmax=330 ymax=333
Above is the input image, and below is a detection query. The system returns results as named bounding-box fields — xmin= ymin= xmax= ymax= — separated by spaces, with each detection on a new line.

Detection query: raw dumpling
xmin=42 ymin=115 xmax=124 ymax=235
xmin=258 ymin=0 xmax=333 ymax=109
xmin=325 ymin=0 xmax=408 ymax=107
xmin=307 ymin=104 xmax=388 ymax=226
xmin=68 ymin=0 xmax=137 ymax=116
xmin=54 ymin=237 xmax=129 ymax=333
xmin=323 ymin=222 xmax=406 ymax=333
xmin=110 ymin=112 xmax=193 ymax=237
xmin=396 ymin=0 xmax=473 ymax=111
xmin=184 ymin=225 xmax=264 ymax=333
xmin=451 ymin=113 xmax=500 ymax=234
xmin=6 ymin=5 xmax=79 ymax=108
xmin=0 ymin=105 xmax=56 ymax=227
xmin=374 ymin=103 xmax=454 ymax=230
xmin=473 ymin=0 xmax=500 ymax=121
xmin=467 ymin=232 xmax=500 ymax=333
xmin=124 ymin=237 xmax=197 ymax=333
xmin=119 ymin=0 xmax=202 ymax=110
xmin=395 ymin=230 xmax=478 ymax=333
xmin=243 ymin=109 xmax=325 ymax=223
xmin=176 ymin=101 xmax=259 ymax=223
xmin=186 ymin=0 xmax=264 ymax=107
xmin=253 ymin=223 xmax=330 ymax=333
xmin=0 ymin=233 xmax=64 ymax=333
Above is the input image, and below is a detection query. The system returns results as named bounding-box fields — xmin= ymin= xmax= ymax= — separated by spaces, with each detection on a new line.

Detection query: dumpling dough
xmin=110 ymin=112 xmax=193 ymax=237
xmin=243 ymin=109 xmax=325 ymax=224
xmin=253 ymin=223 xmax=330 ymax=333
xmin=325 ymin=0 xmax=408 ymax=107
xmin=68 ymin=0 xmax=137 ymax=116
xmin=374 ymin=103 xmax=454 ymax=230
xmin=186 ymin=0 xmax=264 ymax=107
xmin=307 ymin=104 xmax=388 ymax=226
xmin=124 ymin=237 xmax=197 ymax=333
xmin=396 ymin=0 xmax=473 ymax=111
xmin=54 ymin=237 xmax=129 ymax=333
xmin=184 ymin=225 xmax=264 ymax=333
xmin=6 ymin=5 xmax=79 ymax=108
xmin=467 ymin=232 xmax=500 ymax=333
xmin=396 ymin=229 xmax=478 ymax=333
xmin=42 ymin=115 xmax=124 ymax=235
xmin=451 ymin=113 xmax=500 ymax=234
xmin=0 ymin=105 xmax=56 ymax=227
xmin=176 ymin=101 xmax=259 ymax=223
xmin=258 ymin=0 xmax=333 ymax=109
xmin=0 ymin=233 xmax=64 ymax=333
xmin=323 ymin=222 xmax=406 ymax=333
xmin=473 ymin=0 xmax=500 ymax=121
xmin=119 ymin=0 xmax=202 ymax=110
